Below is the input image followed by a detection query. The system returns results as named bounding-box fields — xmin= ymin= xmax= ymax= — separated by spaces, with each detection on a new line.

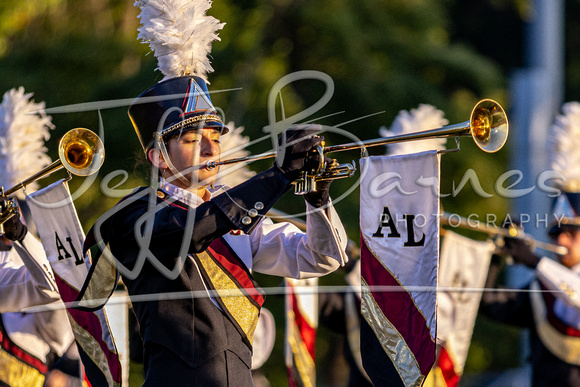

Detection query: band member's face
xmin=555 ymin=229 xmax=580 ymax=268
xmin=167 ymin=128 xmax=221 ymax=190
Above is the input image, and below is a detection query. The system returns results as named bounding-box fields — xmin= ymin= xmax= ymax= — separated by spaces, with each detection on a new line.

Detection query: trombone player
xmin=92 ymin=76 xmax=349 ymax=386
xmin=80 ymin=1 xmax=349 ymax=385
xmin=480 ymin=101 xmax=580 ymax=386
xmin=0 ymin=87 xmax=77 ymax=387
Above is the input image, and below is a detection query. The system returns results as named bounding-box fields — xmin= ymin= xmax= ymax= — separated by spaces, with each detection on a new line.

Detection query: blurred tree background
xmin=1 ymin=0 xmax=577 ymax=385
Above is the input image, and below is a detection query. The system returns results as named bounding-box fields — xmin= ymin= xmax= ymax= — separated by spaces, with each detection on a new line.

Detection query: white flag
xmin=360 ymin=151 xmax=439 ymax=386
xmin=26 ymin=179 xmax=123 ymax=386
xmin=436 ymin=230 xmax=494 ymax=381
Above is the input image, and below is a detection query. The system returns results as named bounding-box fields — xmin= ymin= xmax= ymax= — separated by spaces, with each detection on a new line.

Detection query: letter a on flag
xmin=359 ymin=152 xmax=439 ymax=387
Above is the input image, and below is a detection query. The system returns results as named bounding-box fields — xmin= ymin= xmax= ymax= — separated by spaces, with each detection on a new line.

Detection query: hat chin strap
xmin=154 ymin=134 xmax=195 ymax=188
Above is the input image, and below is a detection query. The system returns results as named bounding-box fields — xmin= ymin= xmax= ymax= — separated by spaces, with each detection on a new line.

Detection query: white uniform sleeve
xmin=0 ymin=233 xmax=60 ymax=313
xmin=3 ymin=307 xmax=74 ymax=362
xmin=34 ymin=306 xmax=75 ymax=357
xmin=250 ymin=200 xmax=348 ymax=279
xmin=536 ymin=257 xmax=580 ymax=309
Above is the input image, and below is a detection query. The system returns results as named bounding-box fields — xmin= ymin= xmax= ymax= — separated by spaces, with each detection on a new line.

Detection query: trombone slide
xmin=207 ymin=99 xmax=508 ymax=194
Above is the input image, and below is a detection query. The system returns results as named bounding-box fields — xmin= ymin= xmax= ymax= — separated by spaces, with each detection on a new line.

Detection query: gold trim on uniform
xmin=196 ymin=250 xmax=260 ymax=345
xmin=0 ymin=348 xmax=45 ymax=387
xmin=160 ymin=114 xmax=223 ymax=136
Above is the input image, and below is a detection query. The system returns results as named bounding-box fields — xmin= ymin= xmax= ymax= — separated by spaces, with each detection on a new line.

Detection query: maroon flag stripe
xmin=361 ymin=236 xmax=435 ymax=375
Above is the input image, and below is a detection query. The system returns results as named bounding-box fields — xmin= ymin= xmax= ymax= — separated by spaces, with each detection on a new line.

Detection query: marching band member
xmin=481 ymin=102 xmax=580 ymax=386
xmin=481 ymin=221 xmax=580 ymax=386
xmin=0 ymin=87 xmax=77 ymax=386
xmin=95 ymin=73 xmax=348 ymax=386
xmin=0 ymin=86 xmax=61 ymax=314
xmin=83 ymin=2 xmax=348 ymax=385
xmin=96 ymin=76 xmax=348 ymax=385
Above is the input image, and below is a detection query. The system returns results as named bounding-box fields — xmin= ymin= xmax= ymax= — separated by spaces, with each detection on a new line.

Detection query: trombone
xmin=207 ymin=99 xmax=509 ymax=194
xmin=0 ymin=128 xmax=105 ymax=226
xmin=440 ymin=212 xmax=568 ymax=256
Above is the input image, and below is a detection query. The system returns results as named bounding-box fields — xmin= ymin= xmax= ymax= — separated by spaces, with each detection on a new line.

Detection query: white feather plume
xmin=380 ymin=104 xmax=448 ymax=156
xmin=0 ymin=87 xmax=54 ymax=199
xmin=214 ymin=122 xmax=256 ymax=188
xmin=548 ymin=101 xmax=580 ymax=190
xmin=135 ymin=0 xmax=225 ymax=82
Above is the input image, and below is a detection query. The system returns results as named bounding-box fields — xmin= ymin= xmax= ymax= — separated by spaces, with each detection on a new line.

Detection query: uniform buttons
xmin=248 ymin=208 xmax=258 ymax=218
xmin=254 ymin=202 xmax=264 ymax=210
xmin=242 ymin=216 xmax=252 ymax=225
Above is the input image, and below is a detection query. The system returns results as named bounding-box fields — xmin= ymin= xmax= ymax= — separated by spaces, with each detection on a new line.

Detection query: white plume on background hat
xmin=547 ymin=101 xmax=580 ymax=191
xmin=135 ymin=0 xmax=225 ymax=82
xmin=214 ymin=121 xmax=256 ymax=188
xmin=546 ymin=101 xmax=580 ymax=232
xmin=0 ymin=87 xmax=54 ymax=200
xmin=380 ymin=104 xmax=448 ymax=156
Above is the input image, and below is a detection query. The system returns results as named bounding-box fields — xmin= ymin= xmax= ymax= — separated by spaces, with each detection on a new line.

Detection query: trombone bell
xmin=59 ymin=128 xmax=105 ymax=176
xmin=0 ymin=127 xmax=105 ymax=228
xmin=469 ymin=99 xmax=509 ymax=153
xmin=2 ymin=128 xmax=104 ymax=198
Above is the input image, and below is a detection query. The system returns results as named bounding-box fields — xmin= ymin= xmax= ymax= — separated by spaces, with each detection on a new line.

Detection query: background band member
xmin=480 ymin=101 xmax=580 ymax=387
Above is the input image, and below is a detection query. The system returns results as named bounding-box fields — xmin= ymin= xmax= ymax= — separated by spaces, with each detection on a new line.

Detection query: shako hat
xmin=547 ymin=101 xmax=580 ymax=235
xmin=550 ymin=191 xmax=580 ymax=236
xmin=129 ymin=75 xmax=226 ymax=152
xmin=130 ymin=0 xmax=226 ymax=153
